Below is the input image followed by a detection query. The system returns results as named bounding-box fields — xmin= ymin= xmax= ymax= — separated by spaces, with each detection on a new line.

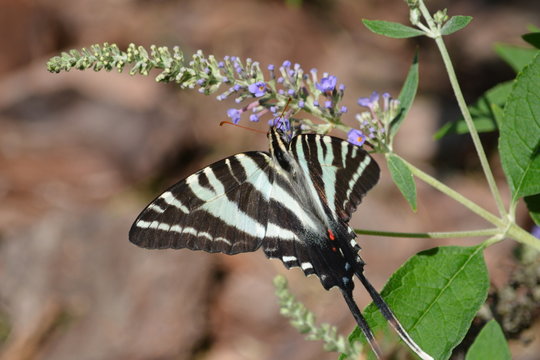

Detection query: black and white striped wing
xmin=129 ymin=151 xmax=274 ymax=254
xmin=289 ymin=134 xmax=380 ymax=222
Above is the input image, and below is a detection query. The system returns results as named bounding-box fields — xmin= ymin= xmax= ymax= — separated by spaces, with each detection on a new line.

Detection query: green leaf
xmin=346 ymin=245 xmax=488 ymax=360
xmin=362 ymin=20 xmax=425 ymax=39
xmin=524 ymin=193 xmax=540 ymax=226
xmin=434 ymin=81 xmax=512 ymax=139
xmin=465 ymin=320 xmax=511 ymax=360
xmin=491 ymin=103 xmax=505 ymax=129
xmin=494 ymin=44 xmax=539 ymax=73
xmin=391 ymin=52 xmax=419 ymax=137
xmin=499 ymin=53 xmax=540 ymax=202
xmin=440 ymin=16 xmax=473 ymax=36
xmin=434 ymin=118 xmax=497 ymax=139
xmin=522 ymin=32 xmax=540 ymax=49
xmin=386 ymin=154 xmax=417 ymax=211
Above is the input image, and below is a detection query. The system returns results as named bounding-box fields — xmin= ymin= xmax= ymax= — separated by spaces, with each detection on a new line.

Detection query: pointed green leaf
xmin=524 ymin=193 xmax=540 ymax=226
xmin=522 ymin=32 xmax=540 ymax=49
xmin=494 ymin=44 xmax=539 ymax=73
xmin=434 ymin=117 xmax=497 ymax=139
xmin=491 ymin=103 xmax=505 ymax=129
xmin=434 ymin=81 xmax=512 ymax=139
xmin=465 ymin=320 xmax=511 ymax=360
xmin=499 ymin=53 xmax=540 ymax=202
xmin=391 ymin=52 xmax=419 ymax=137
xmin=346 ymin=245 xmax=489 ymax=360
xmin=362 ymin=20 xmax=425 ymax=39
xmin=386 ymin=154 xmax=417 ymax=211
xmin=440 ymin=16 xmax=473 ymax=36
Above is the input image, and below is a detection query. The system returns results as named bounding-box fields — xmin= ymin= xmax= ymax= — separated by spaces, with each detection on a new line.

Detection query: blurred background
xmin=0 ymin=0 xmax=539 ymax=359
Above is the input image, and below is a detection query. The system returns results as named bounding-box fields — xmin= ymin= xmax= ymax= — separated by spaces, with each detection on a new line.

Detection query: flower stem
xmin=397 ymin=155 xmax=540 ymax=250
xmin=355 ymin=228 xmax=499 ymax=239
xmin=397 ymin=154 xmax=502 ymax=226
xmin=417 ymin=1 xmax=507 ymax=219
xmin=506 ymin=223 xmax=540 ymax=249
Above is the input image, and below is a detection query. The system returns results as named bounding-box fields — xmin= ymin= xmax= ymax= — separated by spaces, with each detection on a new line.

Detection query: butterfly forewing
xmin=129 ymin=151 xmax=274 ymax=254
xmin=290 ymin=134 xmax=380 ymax=222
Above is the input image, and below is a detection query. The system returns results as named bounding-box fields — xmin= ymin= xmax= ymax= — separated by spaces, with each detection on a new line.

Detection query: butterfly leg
xmin=355 ymin=271 xmax=433 ymax=360
xmin=340 ymin=288 xmax=383 ymax=359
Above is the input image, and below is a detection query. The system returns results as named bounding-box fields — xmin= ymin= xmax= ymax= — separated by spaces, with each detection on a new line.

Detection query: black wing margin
xmin=129 ymin=151 xmax=274 ymax=254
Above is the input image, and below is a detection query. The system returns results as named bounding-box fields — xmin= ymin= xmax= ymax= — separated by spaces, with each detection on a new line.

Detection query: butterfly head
xmin=268 ymin=125 xmax=296 ymax=173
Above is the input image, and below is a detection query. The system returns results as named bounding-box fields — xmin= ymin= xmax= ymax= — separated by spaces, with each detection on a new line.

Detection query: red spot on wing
xmin=328 ymin=229 xmax=336 ymax=241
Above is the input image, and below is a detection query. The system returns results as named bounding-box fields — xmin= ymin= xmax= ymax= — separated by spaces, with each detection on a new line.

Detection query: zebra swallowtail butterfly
xmin=129 ymin=126 xmax=432 ymax=360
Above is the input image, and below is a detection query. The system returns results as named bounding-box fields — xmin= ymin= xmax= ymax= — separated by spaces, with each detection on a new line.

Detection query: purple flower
xmin=313 ymin=100 xmax=319 ymax=107
xmin=316 ymin=75 xmax=337 ymax=92
xmin=268 ymin=64 xmax=275 ymax=71
xmin=227 ymin=108 xmax=242 ymax=124
xmin=298 ymin=100 xmax=305 ymax=108
xmin=287 ymin=89 xmax=295 ymax=96
xmin=249 ymin=114 xmax=260 ymax=122
xmin=339 ymin=84 xmax=346 ymax=91
xmin=248 ymin=81 xmax=267 ymax=97
xmin=196 ymin=79 xmax=205 ymax=86
xmin=277 ymin=117 xmax=290 ymax=132
xmin=325 ymin=100 xmax=332 ymax=108
xmin=347 ymin=129 xmax=366 ymax=146
xmin=358 ymin=91 xmax=380 ymax=109
xmin=340 ymin=106 xmax=348 ymax=113
xmin=532 ymin=225 xmax=540 ymax=239
xmin=277 ymin=77 xmax=284 ymax=84
xmin=282 ymin=60 xmax=291 ymax=68
xmin=233 ymin=84 xmax=241 ymax=91
xmin=218 ymin=61 xmax=225 ymax=68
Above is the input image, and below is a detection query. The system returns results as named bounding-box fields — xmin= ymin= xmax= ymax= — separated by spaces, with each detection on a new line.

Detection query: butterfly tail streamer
xmin=340 ymin=288 xmax=383 ymax=359
xmin=355 ymin=271 xmax=434 ymax=360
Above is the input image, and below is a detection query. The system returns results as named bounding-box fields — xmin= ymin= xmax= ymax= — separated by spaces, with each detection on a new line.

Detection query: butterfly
xmin=129 ymin=124 xmax=432 ymax=360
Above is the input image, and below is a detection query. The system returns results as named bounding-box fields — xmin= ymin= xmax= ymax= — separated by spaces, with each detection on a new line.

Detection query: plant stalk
xmin=417 ymin=0 xmax=507 ymax=219
xmin=397 ymin=154 xmax=502 ymax=225
xmin=355 ymin=228 xmax=499 ymax=239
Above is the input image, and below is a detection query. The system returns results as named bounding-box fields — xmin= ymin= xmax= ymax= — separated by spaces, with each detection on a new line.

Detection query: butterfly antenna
xmin=219 ymin=121 xmax=267 ymax=134
xmin=355 ymin=271 xmax=434 ymax=360
xmin=340 ymin=288 xmax=383 ymax=359
xmin=272 ymin=98 xmax=292 ymax=127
